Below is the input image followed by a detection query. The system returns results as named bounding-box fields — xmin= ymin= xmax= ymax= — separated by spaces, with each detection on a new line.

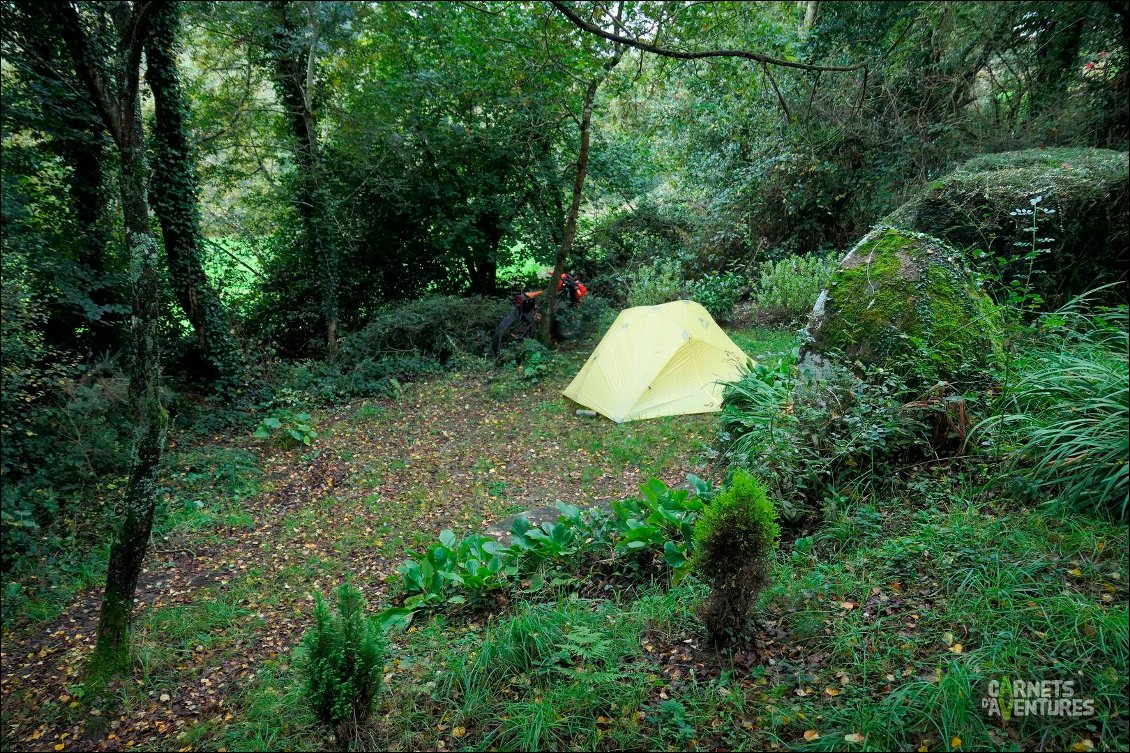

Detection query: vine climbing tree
xmin=54 ymin=0 xmax=168 ymax=674
xmin=146 ymin=0 xmax=244 ymax=387
xmin=266 ymin=0 xmax=344 ymax=355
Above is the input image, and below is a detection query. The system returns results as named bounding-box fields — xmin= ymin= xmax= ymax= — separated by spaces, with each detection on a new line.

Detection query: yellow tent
xmin=563 ymin=300 xmax=750 ymax=423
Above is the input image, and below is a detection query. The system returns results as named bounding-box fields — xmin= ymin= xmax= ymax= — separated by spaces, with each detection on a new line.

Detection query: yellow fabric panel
xmin=563 ymin=300 xmax=750 ymax=422
xmin=627 ymin=338 xmax=746 ymax=420
xmin=562 ymin=305 xmax=684 ymax=423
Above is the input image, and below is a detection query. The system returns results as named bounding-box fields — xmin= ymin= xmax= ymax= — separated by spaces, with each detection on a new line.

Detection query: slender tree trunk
xmin=56 ymin=0 xmax=167 ymax=675
xmin=94 ymin=118 xmax=167 ymax=670
xmin=467 ymin=212 xmax=501 ymax=295
xmin=145 ymin=1 xmax=243 ymax=387
xmin=270 ymin=2 xmax=339 ymax=355
xmin=540 ymin=78 xmax=598 ymax=344
xmin=799 ymin=1 xmax=819 ymax=38
xmin=540 ymin=3 xmax=626 ymax=344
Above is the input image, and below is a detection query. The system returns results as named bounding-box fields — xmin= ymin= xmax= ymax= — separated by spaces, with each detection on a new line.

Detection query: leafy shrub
xmin=692 ymin=470 xmax=779 ymax=647
xmin=612 ymin=477 xmax=705 ymax=573
xmin=976 ymin=302 xmax=1128 ymax=516
xmin=753 ymin=252 xmax=836 ymax=323
xmin=1 ymin=358 xmax=133 ymax=573
xmin=721 ymin=357 xmax=931 ymax=513
xmin=382 ymin=479 xmax=710 ymax=628
xmin=301 ymin=583 xmax=387 ymax=743
xmin=622 ymin=259 xmax=686 ymax=308
xmin=339 ymin=295 xmax=511 ymax=364
xmin=253 ymin=409 xmax=318 ymax=447
xmin=690 ymin=271 xmax=746 ymax=322
xmin=397 ymin=530 xmax=512 ymax=611
xmin=884 ymin=147 xmax=1129 ymax=308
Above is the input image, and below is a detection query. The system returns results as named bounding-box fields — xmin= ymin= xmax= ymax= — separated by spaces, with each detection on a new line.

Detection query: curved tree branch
xmin=548 ymin=0 xmax=867 ymax=73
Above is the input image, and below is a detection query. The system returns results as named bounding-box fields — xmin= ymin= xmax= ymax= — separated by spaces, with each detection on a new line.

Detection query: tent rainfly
xmin=562 ymin=300 xmax=749 ymax=423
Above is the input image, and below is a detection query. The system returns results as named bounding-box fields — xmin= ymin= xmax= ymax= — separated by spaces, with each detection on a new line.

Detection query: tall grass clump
xmin=979 ymin=300 xmax=1128 ymax=516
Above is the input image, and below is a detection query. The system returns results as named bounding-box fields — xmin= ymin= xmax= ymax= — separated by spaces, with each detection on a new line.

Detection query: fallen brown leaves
xmin=1 ymin=371 xmax=712 ymax=751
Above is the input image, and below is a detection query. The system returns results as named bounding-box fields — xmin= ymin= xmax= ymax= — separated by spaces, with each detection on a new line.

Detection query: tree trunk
xmin=799 ymin=1 xmax=819 ymax=38
xmin=540 ymin=3 xmax=626 ymax=344
xmin=13 ymin=2 xmax=123 ymax=357
xmin=93 ymin=68 xmax=167 ymax=679
xmin=56 ymin=0 xmax=167 ymax=676
xmin=146 ymin=1 xmax=243 ymax=387
xmin=540 ymin=78 xmax=598 ymax=345
xmin=62 ymin=135 xmax=121 ymax=356
xmin=269 ymin=1 xmax=340 ymax=356
xmin=466 ymin=212 xmax=502 ymax=295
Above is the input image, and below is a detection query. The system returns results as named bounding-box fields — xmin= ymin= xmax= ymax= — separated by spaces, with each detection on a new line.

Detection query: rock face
xmin=807 ymin=228 xmax=1000 ymax=385
xmin=883 ymin=147 xmax=1128 ymax=306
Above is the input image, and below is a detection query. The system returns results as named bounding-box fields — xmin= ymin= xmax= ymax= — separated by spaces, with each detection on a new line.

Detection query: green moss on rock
xmin=808 ymin=228 xmax=1001 ymax=385
xmin=882 ymin=147 xmax=1128 ymax=306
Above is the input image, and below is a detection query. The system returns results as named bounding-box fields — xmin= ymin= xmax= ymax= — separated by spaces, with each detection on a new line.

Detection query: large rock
xmin=884 ymin=147 xmax=1128 ymax=306
xmin=807 ymin=228 xmax=1000 ymax=385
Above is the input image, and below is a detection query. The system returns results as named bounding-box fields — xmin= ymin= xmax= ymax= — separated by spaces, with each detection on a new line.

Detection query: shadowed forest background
xmin=1 ymin=1 xmax=1127 ymax=751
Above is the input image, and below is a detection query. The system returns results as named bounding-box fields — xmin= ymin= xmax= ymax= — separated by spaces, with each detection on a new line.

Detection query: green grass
xmin=730 ymin=326 xmax=800 ymax=364
xmin=5 ymin=323 xmax=1127 ymax=752
xmin=349 ymin=473 xmax=1127 ymax=752
xmin=769 ymin=478 xmax=1128 ymax=751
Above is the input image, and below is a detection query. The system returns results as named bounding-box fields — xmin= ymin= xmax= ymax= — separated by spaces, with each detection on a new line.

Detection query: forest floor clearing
xmin=1 ymin=327 xmax=1126 ymax=752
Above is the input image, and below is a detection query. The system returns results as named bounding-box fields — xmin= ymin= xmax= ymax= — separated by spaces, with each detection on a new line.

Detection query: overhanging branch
xmin=549 ymin=0 xmax=867 ymax=74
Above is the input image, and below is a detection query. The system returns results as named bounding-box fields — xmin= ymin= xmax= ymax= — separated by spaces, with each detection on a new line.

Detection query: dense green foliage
xmin=751 ymin=252 xmax=837 ymax=324
xmin=885 ymin=147 xmax=1129 ymax=306
xmin=383 ymin=477 xmax=708 ymax=627
xmin=301 ymin=583 xmax=387 ymax=742
xmin=692 ymin=471 xmax=780 ymax=647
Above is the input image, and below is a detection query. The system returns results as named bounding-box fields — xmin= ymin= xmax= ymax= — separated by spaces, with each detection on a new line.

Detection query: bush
xmin=301 ymin=583 xmax=387 ymax=743
xmin=622 ymin=259 xmax=686 ymax=308
xmin=720 ymin=357 xmax=932 ymax=513
xmin=692 ymin=470 xmax=779 ymax=647
xmin=884 ymin=148 xmax=1129 ymax=307
xmin=339 ymin=295 xmax=512 ymax=364
xmin=690 ymin=271 xmax=746 ymax=322
xmin=752 ymin=252 xmax=836 ymax=324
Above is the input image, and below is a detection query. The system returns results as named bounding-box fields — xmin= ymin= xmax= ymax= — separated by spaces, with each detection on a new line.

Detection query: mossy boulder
xmin=883 ymin=147 xmax=1128 ymax=306
xmin=807 ymin=228 xmax=1000 ymax=385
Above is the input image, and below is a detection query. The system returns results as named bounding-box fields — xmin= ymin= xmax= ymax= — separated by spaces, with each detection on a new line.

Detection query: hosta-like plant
xmin=252 ymin=409 xmax=318 ymax=447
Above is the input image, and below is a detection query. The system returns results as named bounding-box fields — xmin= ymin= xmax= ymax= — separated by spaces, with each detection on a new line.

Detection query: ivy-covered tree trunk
xmin=95 ymin=120 xmax=167 ymax=672
xmin=145 ymin=1 xmax=243 ymax=387
xmin=58 ymin=134 xmax=121 ymax=356
xmin=269 ymin=1 xmax=340 ymax=355
xmin=9 ymin=1 xmax=123 ymax=357
xmin=56 ymin=0 xmax=167 ymax=675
